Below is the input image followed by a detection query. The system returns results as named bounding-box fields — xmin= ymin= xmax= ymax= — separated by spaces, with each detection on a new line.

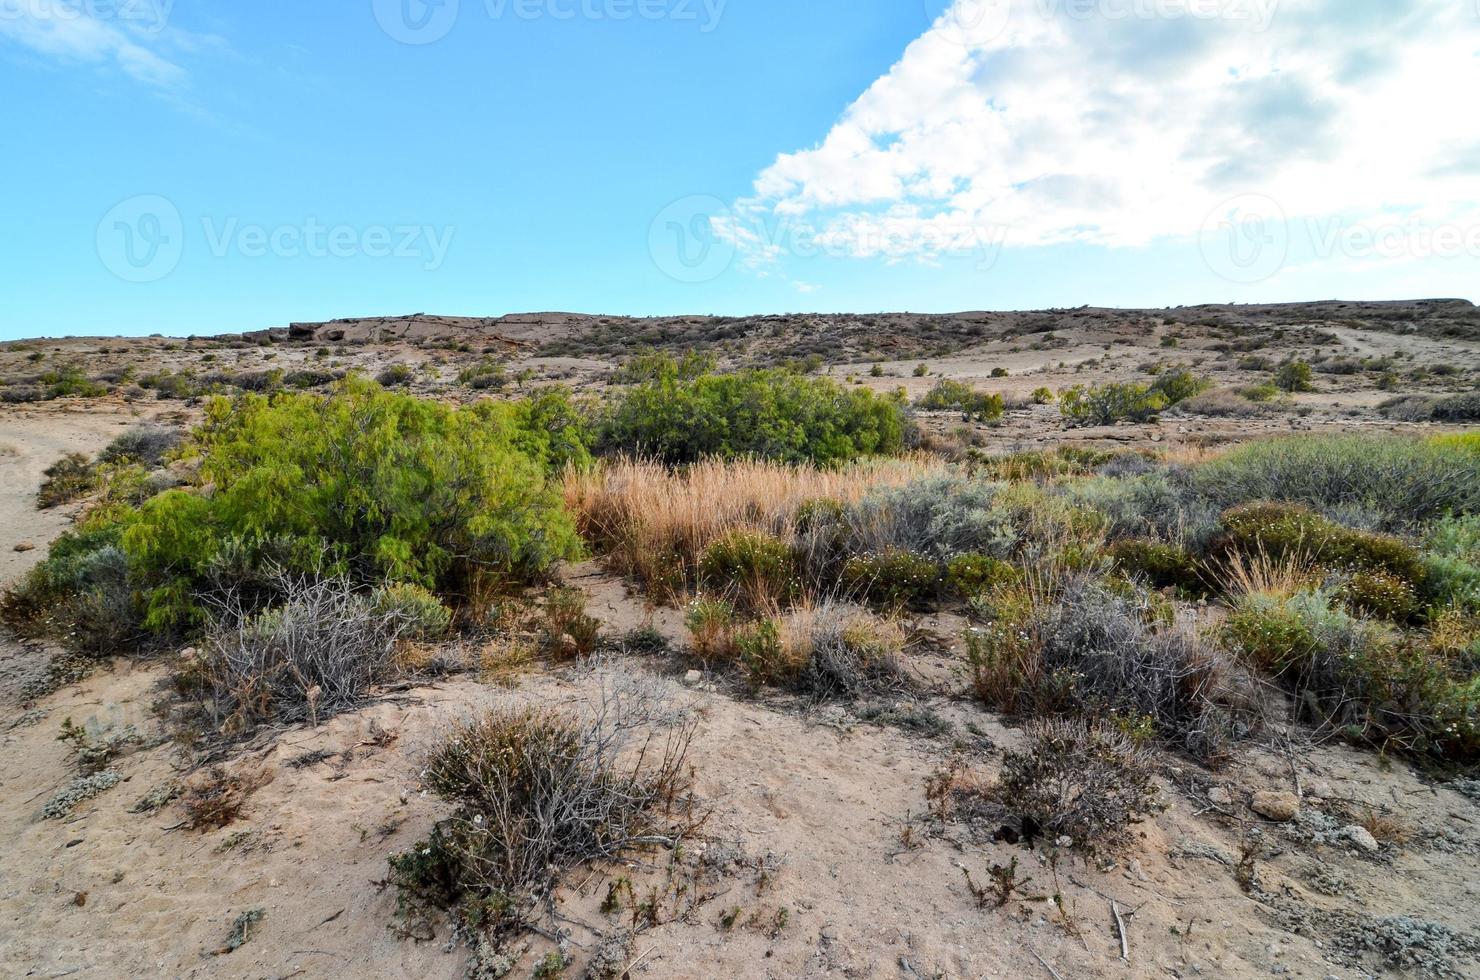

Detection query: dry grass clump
xmin=926 ymin=720 xmax=1160 ymax=856
xmin=179 ymin=763 xmax=273 ymax=830
xmin=684 ymin=600 xmax=908 ymax=699
xmin=565 ymin=457 xmax=940 ymax=602
xmin=193 ymin=576 xmax=424 ymax=735
xmin=965 ymin=576 xmax=1241 ymax=760
xmin=387 ymin=675 xmax=699 ymax=943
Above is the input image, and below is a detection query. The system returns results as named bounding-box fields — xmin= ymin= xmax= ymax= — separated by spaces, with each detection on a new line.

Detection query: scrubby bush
xmin=967 ymin=580 xmax=1236 ymax=759
xmin=945 ymin=553 xmax=1020 ymax=598
xmin=388 ymin=687 xmax=695 ymax=942
xmin=601 ymin=356 xmax=909 ymax=465
xmin=7 ymin=379 xmax=581 ymax=652
xmin=37 ymin=453 xmax=97 ymax=509
xmin=1274 ymin=359 xmax=1314 ymax=392
xmin=376 ymin=363 xmax=415 ymax=386
xmin=1179 ymin=389 xmax=1263 ymax=418
xmin=194 ymin=576 xmax=420 ymax=733
xmin=1223 ymin=590 xmax=1478 ymax=760
xmin=540 ymin=587 xmax=601 ymax=659
xmin=1058 ymin=382 xmax=1167 ymax=427
xmin=841 ymin=475 xmax=1016 ymax=561
xmin=1107 ymin=539 xmax=1206 ymax=594
xmin=1219 ymin=503 xmax=1428 ymax=589
xmin=1148 ymin=367 xmax=1212 ymax=405
xmin=994 ymin=719 xmax=1160 ymax=854
xmin=1424 ymin=514 xmax=1480 ymax=612
xmin=699 ymin=531 xmax=799 ymax=611
xmin=41 ymin=365 xmax=108 ymax=399
xmin=842 ymin=549 xmax=942 ymax=609
xmin=98 ymin=426 xmax=183 ymax=468
xmin=916 ymin=379 xmax=1004 ymax=421
xmin=1066 ymin=469 xmax=1220 ymax=549
xmin=1195 ymin=436 xmax=1480 ymax=529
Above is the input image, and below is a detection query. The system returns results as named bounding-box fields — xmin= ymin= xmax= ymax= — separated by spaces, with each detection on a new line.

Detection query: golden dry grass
xmin=565 ymin=456 xmax=942 ymax=602
xmin=1214 ymin=546 xmax=1319 ymax=599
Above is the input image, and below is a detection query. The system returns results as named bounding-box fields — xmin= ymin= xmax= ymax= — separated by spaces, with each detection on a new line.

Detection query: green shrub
xmin=1239 ymin=383 xmax=1280 ymax=403
xmin=1058 ymin=382 xmax=1167 ymax=427
xmin=1148 ymin=368 xmax=1212 ymax=405
xmin=457 ymin=359 xmax=507 ymax=390
xmin=1220 ymin=503 xmax=1427 ymax=586
xmin=945 ymin=553 xmax=1020 ymax=597
xmin=842 ymin=549 xmax=942 ymax=608
xmin=37 ymin=453 xmax=98 ymax=509
xmin=1338 ymin=569 xmax=1421 ymax=622
xmin=1223 ymin=591 xmax=1478 ymax=761
xmin=917 ymin=379 xmax=1004 ymax=421
xmin=913 ymin=363 xmax=929 ymax=377
xmin=1030 ymin=387 xmax=1055 ymax=404
xmin=1274 ymin=359 xmax=1314 ymax=392
xmin=1424 ymin=515 xmax=1480 ymax=612
xmin=1107 ymin=539 xmax=1206 ymax=594
xmin=1195 ymin=435 xmax=1480 ymax=529
xmin=698 ymin=531 xmax=798 ymax=611
xmin=990 ymin=367 xmax=1010 ymax=378
xmin=41 ymin=366 xmax=108 ymax=399
xmin=372 ymin=582 xmax=452 ymax=640
xmin=600 ymin=357 xmax=909 ymax=465
xmin=8 ymin=379 xmax=581 ymax=643
xmin=541 ymin=587 xmax=601 ymax=658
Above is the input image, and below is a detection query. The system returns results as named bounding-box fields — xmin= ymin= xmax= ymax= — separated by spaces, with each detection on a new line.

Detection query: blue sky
xmin=2 ymin=0 xmax=1478 ymax=340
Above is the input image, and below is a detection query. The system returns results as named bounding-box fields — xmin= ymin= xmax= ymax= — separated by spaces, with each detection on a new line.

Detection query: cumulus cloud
xmin=0 ymin=0 xmax=195 ymax=88
xmin=724 ymin=0 xmax=1480 ymax=265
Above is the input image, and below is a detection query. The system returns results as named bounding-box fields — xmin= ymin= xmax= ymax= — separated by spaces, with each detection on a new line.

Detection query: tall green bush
xmin=600 ymin=356 xmax=909 ymax=465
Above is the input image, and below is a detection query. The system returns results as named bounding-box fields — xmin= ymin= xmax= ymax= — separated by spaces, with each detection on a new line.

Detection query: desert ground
xmin=2 ymin=301 xmax=1480 ymax=979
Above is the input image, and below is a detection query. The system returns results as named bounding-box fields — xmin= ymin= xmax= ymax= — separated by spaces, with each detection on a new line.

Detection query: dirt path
xmin=0 ymin=400 xmax=154 ymax=585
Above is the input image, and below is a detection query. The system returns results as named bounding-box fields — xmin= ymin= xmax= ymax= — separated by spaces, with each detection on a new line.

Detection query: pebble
xmin=13 ymin=541 xmax=35 ymax=552
xmin=682 ymin=669 xmax=703 ymax=687
xmin=1340 ymin=825 xmax=1380 ymax=853
xmin=1251 ymin=790 xmax=1300 ymax=822
xmin=1208 ymin=786 xmax=1233 ymax=806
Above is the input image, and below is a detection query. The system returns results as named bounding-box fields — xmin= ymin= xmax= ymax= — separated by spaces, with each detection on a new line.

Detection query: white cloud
xmin=0 ymin=0 xmax=193 ymax=88
xmin=725 ymin=0 xmax=1480 ymax=266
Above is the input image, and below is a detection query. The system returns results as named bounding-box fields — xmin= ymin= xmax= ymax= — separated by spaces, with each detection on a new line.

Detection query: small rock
xmin=13 ymin=542 xmax=35 ymax=552
xmin=1340 ymin=825 xmax=1380 ymax=853
xmin=682 ymin=669 xmax=703 ymax=687
xmin=1207 ymin=787 xmax=1233 ymax=806
xmin=819 ymin=925 xmax=838 ymax=941
xmin=1306 ymin=779 xmax=1333 ymax=800
xmin=1251 ymin=790 xmax=1300 ymax=822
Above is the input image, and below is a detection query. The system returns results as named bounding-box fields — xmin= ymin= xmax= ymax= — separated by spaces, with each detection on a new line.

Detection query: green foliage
xmin=613 ymin=348 xmax=716 ymax=385
xmin=1220 ymin=503 xmax=1427 ymax=586
xmin=1107 ymin=539 xmax=1206 ymax=594
xmin=37 ymin=453 xmax=98 ymax=509
xmin=1223 ymin=591 xmax=1478 ymax=761
xmin=913 ymin=363 xmax=930 ymax=377
xmin=1058 ymin=382 xmax=1167 ymax=427
xmin=9 ymin=379 xmax=580 ymax=641
xmin=1148 ymin=368 xmax=1212 ymax=405
xmin=372 ymin=582 xmax=452 ymax=640
xmin=1424 ymin=514 xmax=1480 ymax=613
xmin=990 ymin=367 xmax=1010 ymax=378
xmin=699 ymin=532 xmax=799 ymax=611
xmin=40 ymin=365 xmax=108 ymax=399
xmin=1030 ymin=386 xmax=1055 ymax=405
xmin=1195 ymin=435 xmax=1480 ymax=529
xmin=456 ymin=359 xmax=506 ymax=390
xmin=1273 ymin=359 xmax=1314 ymax=392
xmin=600 ymin=357 xmax=909 ymax=465
xmin=916 ymin=379 xmax=1005 ymax=421
xmin=842 ymin=549 xmax=941 ymax=608
xmin=945 ymin=553 xmax=1020 ymax=597
xmin=376 ymin=363 xmax=415 ymax=386
xmin=1238 ymin=383 xmax=1280 ymax=403
xmin=1338 ymin=569 xmax=1421 ymax=622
